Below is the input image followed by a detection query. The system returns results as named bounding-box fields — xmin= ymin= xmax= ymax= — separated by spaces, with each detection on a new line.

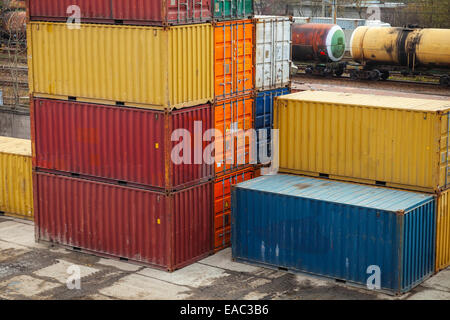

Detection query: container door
xmin=214 ymin=96 xmax=254 ymax=177
xmin=166 ymin=0 xmax=211 ymax=24
xmin=213 ymin=0 xmax=253 ymax=20
xmin=255 ymin=18 xmax=292 ymax=90
xmin=214 ymin=21 xmax=253 ymax=101
xmin=214 ymin=168 xmax=255 ymax=251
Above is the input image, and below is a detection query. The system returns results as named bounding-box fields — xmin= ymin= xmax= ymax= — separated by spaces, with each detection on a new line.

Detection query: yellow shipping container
xmin=274 ymin=91 xmax=450 ymax=193
xmin=437 ymin=190 xmax=450 ymax=271
xmin=0 ymin=137 xmax=33 ymax=220
xmin=27 ymin=22 xmax=214 ymax=110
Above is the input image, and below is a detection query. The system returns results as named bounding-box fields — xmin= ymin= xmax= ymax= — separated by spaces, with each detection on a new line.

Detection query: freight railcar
xmin=292 ymin=23 xmax=347 ymax=77
xmin=350 ymin=26 xmax=450 ymax=85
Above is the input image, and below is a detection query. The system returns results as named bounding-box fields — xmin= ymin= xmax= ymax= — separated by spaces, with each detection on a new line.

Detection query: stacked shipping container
xmin=0 ymin=137 xmax=33 ymax=220
xmin=27 ymin=0 xmax=218 ymax=271
xmin=211 ymin=2 xmax=256 ymax=251
xmin=253 ymin=16 xmax=292 ymax=167
xmin=232 ymin=91 xmax=450 ymax=294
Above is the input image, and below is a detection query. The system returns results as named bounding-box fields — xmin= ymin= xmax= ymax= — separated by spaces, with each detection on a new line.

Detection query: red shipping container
xmin=26 ymin=0 xmax=212 ymax=26
xmin=31 ymin=99 xmax=213 ymax=191
xmin=34 ymin=171 xmax=213 ymax=271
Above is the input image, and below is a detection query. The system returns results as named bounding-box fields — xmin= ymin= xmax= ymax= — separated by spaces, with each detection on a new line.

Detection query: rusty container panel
xmin=0 ymin=137 xmax=33 ymax=220
xmin=34 ymin=172 xmax=213 ymax=271
xmin=436 ymin=189 xmax=450 ymax=272
xmin=214 ymin=166 xmax=254 ymax=251
xmin=214 ymin=20 xmax=254 ymax=101
xmin=27 ymin=0 xmax=212 ymax=25
xmin=275 ymin=91 xmax=450 ymax=193
xmin=215 ymin=95 xmax=254 ymax=177
xmin=32 ymin=98 xmax=213 ymax=191
xmin=27 ymin=22 xmax=213 ymax=110
xmin=27 ymin=0 xmax=112 ymax=22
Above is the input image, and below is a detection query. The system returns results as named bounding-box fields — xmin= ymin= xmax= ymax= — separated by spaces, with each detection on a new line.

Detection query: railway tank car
xmin=292 ymin=23 xmax=347 ymax=77
xmin=350 ymin=26 xmax=450 ymax=85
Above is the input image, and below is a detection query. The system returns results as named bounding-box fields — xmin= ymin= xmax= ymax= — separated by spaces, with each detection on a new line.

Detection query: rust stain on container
xmin=32 ymin=98 xmax=213 ymax=191
xmin=27 ymin=22 xmax=213 ymax=110
xmin=27 ymin=0 xmax=212 ymax=26
xmin=34 ymin=171 xmax=213 ymax=271
xmin=275 ymin=91 xmax=450 ymax=193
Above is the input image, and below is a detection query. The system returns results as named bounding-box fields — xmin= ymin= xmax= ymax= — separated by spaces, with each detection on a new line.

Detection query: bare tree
xmin=2 ymin=9 xmax=27 ymax=109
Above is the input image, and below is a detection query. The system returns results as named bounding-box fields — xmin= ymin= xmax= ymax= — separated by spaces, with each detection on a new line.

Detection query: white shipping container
xmin=255 ymin=16 xmax=292 ymax=91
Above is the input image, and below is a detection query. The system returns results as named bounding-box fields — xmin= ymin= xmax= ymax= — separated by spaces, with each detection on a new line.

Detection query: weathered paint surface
xmin=34 ymin=172 xmax=213 ymax=271
xmin=255 ymin=87 xmax=290 ymax=164
xmin=27 ymin=22 xmax=213 ymax=110
xmin=0 ymin=137 xmax=33 ymax=219
xmin=212 ymin=0 xmax=253 ymax=21
xmin=232 ymin=174 xmax=436 ymax=295
xmin=436 ymin=189 xmax=450 ymax=272
xmin=214 ymin=19 xmax=254 ymax=101
xmin=351 ymin=27 xmax=450 ymax=68
xmin=27 ymin=0 xmax=212 ymax=25
xmin=214 ymin=95 xmax=254 ymax=177
xmin=292 ymin=23 xmax=345 ymax=62
xmin=214 ymin=166 xmax=254 ymax=251
xmin=32 ymin=99 xmax=213 ymax=191
xmin=255 ymin=16 xmax=292 ymax=91
xmin=274 ymin=91 xmax=450 ymax=193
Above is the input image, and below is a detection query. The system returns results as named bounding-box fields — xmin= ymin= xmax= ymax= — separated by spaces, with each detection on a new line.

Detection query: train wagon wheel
xmin=381 ymin=71 xmax=390 ymax=81
xmin=370 ymin=70 xmax=382 ymax=81
xmin=440 ymin=76 xmax=449 ymax=87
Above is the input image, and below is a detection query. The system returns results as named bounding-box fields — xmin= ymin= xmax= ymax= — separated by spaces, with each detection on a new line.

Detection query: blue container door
xmin=255 ymin=88 xmax=290 ymax=164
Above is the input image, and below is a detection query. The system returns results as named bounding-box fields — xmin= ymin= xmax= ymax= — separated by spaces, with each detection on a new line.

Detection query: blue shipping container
xmin=255 ymin=88 xmax=290 ymax=164
xmin=232 ymin=175 xmax=436 ymax=295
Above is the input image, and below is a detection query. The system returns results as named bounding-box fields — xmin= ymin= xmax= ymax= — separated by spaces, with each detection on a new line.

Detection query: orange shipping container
xmin=214 ymin=19 xmax=254 ymax=101
xmin=214 ymin=167 xmax=255 ymax=251
xmin=215 ymin=95 xmax=254 ymax=177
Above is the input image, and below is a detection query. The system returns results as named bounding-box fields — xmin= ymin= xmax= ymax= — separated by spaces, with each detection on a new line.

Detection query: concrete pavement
xmin=0 ymin=216 xmax=449 ymax=300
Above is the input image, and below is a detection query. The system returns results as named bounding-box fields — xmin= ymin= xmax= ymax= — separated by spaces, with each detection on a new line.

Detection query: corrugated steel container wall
xmin=212 ymin=0 xmax=253 ymax=21
xmin=27 ymin=0 xmax=212 ymax=25
xmin=232 ymin=175 xmax=436 ymax=295
xmin=436 ymin=189 xmax=450 ymax=271
xmin=34 ymin=172 xmax=213 ymax=271
xmin=27 ymin=0 xmax=112 ymax=22
xmin=27 ymin=22 xmax=213 ymax=110
xmin=0 ymin=137 xmax=33 ymax=220
xmin=214 ymin=166 xmax=254 ymax=251
xmin=215 ymin=95 xmax=254 ymax=177
xmin=32 ymin=99 xmax=213 ymax=191
xmin=214 ymin=20 xmax=254 ymax=101
xmin=274 ymin=91 xmax=450 ymax=193
xmin=255 ymin=87 xmax=290 ymax=164
xmin=254 ymin=16 xmax=292 ymax=91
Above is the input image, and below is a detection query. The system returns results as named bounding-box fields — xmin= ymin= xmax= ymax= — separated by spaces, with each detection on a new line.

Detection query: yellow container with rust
xmin=0 ymin=136 xmax=33 ymax=220
xmin=27 ymin=22 xmax=214 ymax=110
xmin=274 ymin=91 xmax=450 ymax=193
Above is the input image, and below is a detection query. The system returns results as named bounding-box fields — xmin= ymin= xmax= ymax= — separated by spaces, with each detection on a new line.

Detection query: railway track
xmin=293 ymin=72 xmax=445 ymax=89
